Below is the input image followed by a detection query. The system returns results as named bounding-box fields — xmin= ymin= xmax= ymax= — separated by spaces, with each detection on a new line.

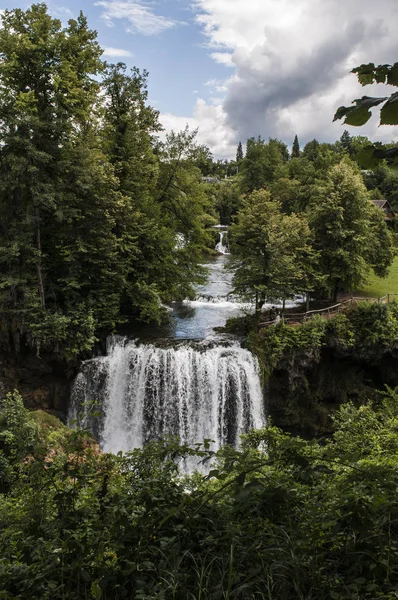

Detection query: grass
xmin=357 ymin=256 xmax=398 ymax=298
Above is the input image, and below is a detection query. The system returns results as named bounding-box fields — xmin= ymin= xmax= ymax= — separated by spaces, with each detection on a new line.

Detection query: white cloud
xmin=189 ymin=0 xmax=398 ymax=153
xmin=47 ymin=3 xmax=73 ymax=19
xmin=103 ymin=47 xmax=133 ymax=57
xmin=210 ymin=52 xmax=234 ymax=67
xmin=205 ymin=78 xmax=228 ymax=93
xmin=95 ymin=0 xmax=179 ymax=35
xmin=160 ymin=98 xmax=236 ymax=159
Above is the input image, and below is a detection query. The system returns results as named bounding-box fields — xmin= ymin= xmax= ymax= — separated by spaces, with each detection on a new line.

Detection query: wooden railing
xmin=258 ymin=293 xmax=398 ymax=328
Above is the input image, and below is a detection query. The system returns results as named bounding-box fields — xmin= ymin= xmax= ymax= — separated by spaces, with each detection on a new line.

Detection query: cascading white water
xmin=215 ymin=231 xmax=229 ymax=254
xmin=70 ymin=337 xmax=265 ymax=461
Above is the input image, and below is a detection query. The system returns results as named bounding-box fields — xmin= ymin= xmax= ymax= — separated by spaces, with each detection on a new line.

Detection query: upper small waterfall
xmin=70 ymin=337 xmax=265 ymax=461
xmin=215 ymin=230 xmax=229 ymax=254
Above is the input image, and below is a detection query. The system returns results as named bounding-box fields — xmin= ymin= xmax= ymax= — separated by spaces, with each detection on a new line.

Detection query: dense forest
xmin=2 ymin=3 xmax=398 ymax=599
xmin=0 ymin=4 xmax=397 ymax=359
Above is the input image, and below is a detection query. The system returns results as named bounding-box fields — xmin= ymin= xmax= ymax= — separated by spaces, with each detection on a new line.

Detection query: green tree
xmin=212 ymin=182 xmax=242 ymax=225
xmin=100 ymin=63 xmax=177 ymax=323
xmin=230 ymin=190 xmax=318 ymax=311
xmin=190 ymin=144 xmax=214 ymax=176
xmin=302 ymin=139 xmax=320 ymax=162
xmin=101 ymin=63 xmax=160 ymax=202
xmin=154 ymin=127 xmax=213 ymax=303
xmin=339 ymin=130 xmax=353 ymax=155
xmin=309 ymin=161 xmax=394 ymax=300
xmin=0 ymin=4 xmax=110 ymax=355
xmin=236 ymin=141 xmax=244 ymax=163
xmin=363 ymin=163 xmax=398 ymax=210
xmin=270 ymin=177 xmax=301 ymax=214
xmin=291 ymin=134 xmax=300 ymax=158
xmin=241 ymin=137 xmax=289 ymax=193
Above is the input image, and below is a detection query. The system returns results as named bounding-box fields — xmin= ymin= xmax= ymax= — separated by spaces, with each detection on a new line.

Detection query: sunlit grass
xmin=357 ymin=256 xmax=398 ymax=298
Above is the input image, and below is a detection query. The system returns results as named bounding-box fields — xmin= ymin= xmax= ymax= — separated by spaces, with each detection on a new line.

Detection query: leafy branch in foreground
xmin=333 ymin=62 xmax=398 ymax=168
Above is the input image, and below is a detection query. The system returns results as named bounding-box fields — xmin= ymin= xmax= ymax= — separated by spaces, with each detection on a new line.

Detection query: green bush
xmin=2 ymin=388 xmax=398 ymax=599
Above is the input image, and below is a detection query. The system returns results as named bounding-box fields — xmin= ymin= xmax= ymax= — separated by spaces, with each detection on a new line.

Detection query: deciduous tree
xmin=230 ymin=190 xmax=318 ymax=311
xmin=309 ymin=161 xmax=394 ymax=300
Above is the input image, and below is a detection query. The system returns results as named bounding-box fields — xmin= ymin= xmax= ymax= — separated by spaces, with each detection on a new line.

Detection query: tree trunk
xmin=36 ymin=210 xmax=45 ymax=308
xmin=306 ymin=292 xmax=310 ymax=312
xmin=333 ymin=284 xmax=338 ymax=303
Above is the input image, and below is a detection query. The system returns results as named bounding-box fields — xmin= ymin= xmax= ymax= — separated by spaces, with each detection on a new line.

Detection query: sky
xmin=1 ymin=0 xmax=398 ymax=158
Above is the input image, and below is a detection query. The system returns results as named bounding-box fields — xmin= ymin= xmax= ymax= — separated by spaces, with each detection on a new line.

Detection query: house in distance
xmin=370 ymin=198 xmax=395 ymax=224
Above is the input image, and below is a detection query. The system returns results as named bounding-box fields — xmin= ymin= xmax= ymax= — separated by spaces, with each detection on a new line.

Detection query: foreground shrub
xmin=1 ymin=389 xmax=398 ymax=598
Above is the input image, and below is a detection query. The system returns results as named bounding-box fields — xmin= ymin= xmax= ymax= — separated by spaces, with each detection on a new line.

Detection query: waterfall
xmin=69 ymin=337 xmax=265 ymax=465
xmin=215 ymin=231 xmax=229 ymax=254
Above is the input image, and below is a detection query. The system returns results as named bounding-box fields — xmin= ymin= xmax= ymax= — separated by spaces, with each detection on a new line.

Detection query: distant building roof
xmin=371 ymin=199 xmax=388 ymax=209
xmin=202 ymin=176 xmax=222 ymax=184
xmin=370 ymin=198 xmax=395 ymax=220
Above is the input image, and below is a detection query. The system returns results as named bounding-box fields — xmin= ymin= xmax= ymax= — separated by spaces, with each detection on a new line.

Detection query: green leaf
xmin=334 ymin=96 xmax=386 ymax=125
xmin=333 ymin=106 xmax=354 ymax=122
xmin=387 ymin=63 xmax=398 ymax=86
xmin=344 ymin=107 xmax=371 ymax=126
xmin=352 ymin=63 xmax=376 ymax=86
xmin=207 ymin=469 xmax=220 ymax=479
xmin=356 ymin=145 xmax=380 ymax=169
xmin=380 ymin=92 xmax=398 ymax=125
xmin=81 ymin=570 xmax=91 ymax=583
xmin=91 ymin=582 xmax=102 ymax=600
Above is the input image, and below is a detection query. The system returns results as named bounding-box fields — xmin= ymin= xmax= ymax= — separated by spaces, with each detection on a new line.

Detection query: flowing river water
xmin=69 ymin=228 xmax=267 ymax=468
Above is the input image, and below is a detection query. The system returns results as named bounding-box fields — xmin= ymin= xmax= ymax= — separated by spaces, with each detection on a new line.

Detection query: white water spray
xmin=70 ymin=338 xmax=265 ymax=457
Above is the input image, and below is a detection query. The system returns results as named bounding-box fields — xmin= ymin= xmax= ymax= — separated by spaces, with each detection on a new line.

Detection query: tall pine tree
xmin=236 ymin=141 xmax=243 ymax=162
xmin=291 ymin=135 xmax=300 ymax=158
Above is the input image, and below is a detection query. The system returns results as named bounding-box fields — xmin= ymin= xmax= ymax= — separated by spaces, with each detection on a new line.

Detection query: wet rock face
xmin=0 ymin=350 xmax=77 ymax=421
xmin=266 ymin=345 xmax=398 ymax=437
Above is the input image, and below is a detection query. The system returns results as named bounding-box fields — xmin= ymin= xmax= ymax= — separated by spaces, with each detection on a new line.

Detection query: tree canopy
xmin=230 ymin=190 xmax=318 ymax=310
xmin=0 ymin=4 xmax=213 ymax=357
xmin=309 ymin=161 xmax=394 ymax=299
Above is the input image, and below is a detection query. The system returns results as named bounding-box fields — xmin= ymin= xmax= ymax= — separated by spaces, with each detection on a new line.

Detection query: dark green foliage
xmin=251 ymin=300 xmax=398 ymax=377
xmin=229 ymin=190 xmax=319 ymax=310
xmin=363 ymin=164 xmax=398 ymax=211
xmin=340 ymin=130 xmax=353 ymax=155
xmin=334 ymin=63 xmax=398 ymax=127
xmin=241 ymin=137 xmax=289 ymax=193
xmin=2 ymin=387 xmax=398 ymax=598
xmin=209 ymin=181 xmax=241 ymax=225
xmin=291 ymin=134 xmax=300 ymax=158
xmin=308 ymin=161 xmax=395 ymax=299
xmin=236 ymin=141 xmax=244 ymax=163
xmin=0 ymin=5 xmax=212 ymax=357
xmin=191 ymin=144 xmax=214 ymax=176
xmin=302 ymin=139 xmax=320 ymax=161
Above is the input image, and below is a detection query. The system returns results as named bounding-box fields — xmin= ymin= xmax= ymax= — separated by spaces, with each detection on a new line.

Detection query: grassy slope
xmin=357 ymin=255 xmax=398 ymax=297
